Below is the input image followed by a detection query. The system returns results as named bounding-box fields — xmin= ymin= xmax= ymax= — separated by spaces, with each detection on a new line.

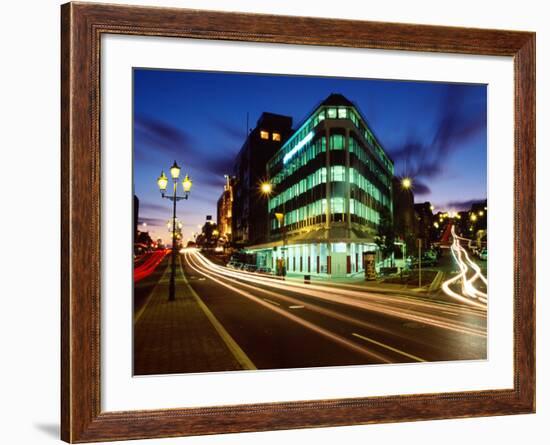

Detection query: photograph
xmin=132 ymin=68 xmax=488 ymax=376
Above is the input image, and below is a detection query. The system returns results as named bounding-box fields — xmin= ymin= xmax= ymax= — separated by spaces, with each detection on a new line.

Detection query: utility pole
xmin=418 ymin=238 xmax=422 ymax=288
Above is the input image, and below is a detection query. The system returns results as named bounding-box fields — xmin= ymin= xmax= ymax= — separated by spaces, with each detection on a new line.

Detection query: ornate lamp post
xmin=157 ymin=161 xmax=193 ymax=301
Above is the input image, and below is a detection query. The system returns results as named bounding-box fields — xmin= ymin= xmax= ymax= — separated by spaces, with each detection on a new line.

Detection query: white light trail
xmin=186 ymin=250 xmax=486 ymax=337
xmin=185 ymin=252 xmax=393 ymax=363
xmin=441 ymin=226 xmax=488 ymax=308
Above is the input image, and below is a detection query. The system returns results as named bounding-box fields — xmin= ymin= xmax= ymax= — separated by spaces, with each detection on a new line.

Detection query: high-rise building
xmin=231 ymin=112 xmax=293 ymax=247
xmin=248 ymin=94 xmax=394 ymax=277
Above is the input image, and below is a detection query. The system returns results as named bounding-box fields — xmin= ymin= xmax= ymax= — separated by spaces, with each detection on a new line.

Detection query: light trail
xmin=184 ymin=251 xmax=394 ymax=363
xmin=185 ymin=249 xmax=486 ymax=338
xmin=187 ymin=248 xmax=482 ymax=320
xmin=185 ymin=250 xmax=419 ymax=340
xmin=441 ymin=226 xmax=488 ymax=308
xmin=133 ymin=249 xmax=169 ymax=282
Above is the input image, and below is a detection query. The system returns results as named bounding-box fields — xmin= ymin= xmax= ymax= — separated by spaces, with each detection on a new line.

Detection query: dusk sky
xmin=133 ymin=69 xmax=487 ymax=245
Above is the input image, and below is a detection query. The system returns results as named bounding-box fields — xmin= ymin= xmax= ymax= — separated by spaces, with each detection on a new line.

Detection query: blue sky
xmin=134 ymin=69 xmax=487 ymax=245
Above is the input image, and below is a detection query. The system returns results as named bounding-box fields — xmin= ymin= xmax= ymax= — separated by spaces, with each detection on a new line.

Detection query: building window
xmin=272 ymin=132 xmax=281 ymax=141
xmin=338 ymin=108 xmax=347 ymax=119
xmin=331 ymin=165 xmax=345 ymax=181
xmin=260 ymin=130 xmax=269 ymax=140
xmin=330 ymin=134 xmax=345 ymax=150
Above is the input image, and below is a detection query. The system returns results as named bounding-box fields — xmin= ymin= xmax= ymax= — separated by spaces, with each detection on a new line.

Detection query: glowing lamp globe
xmin=157 ymin=171 xmax=168 ymax=191
xmin=170 ymin=161 xmax=181 ymax=179
xmin=182 ymin=175 xmax=193 ymax=193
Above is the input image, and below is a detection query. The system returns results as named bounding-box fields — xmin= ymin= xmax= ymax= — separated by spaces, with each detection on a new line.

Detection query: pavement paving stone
xmin=133 ymin=256 xmax=245 ymax=375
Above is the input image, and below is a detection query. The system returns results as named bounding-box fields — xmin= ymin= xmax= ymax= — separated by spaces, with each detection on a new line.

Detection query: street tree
xmin=375 ymin=207 xmax=396 ymax=266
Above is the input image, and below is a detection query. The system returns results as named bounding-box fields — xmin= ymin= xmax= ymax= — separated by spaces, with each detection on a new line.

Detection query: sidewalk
xmin=133 ymin=255 xmax=255 ymax=375
xmin=280 ymin=270 xmax=448 ymax=300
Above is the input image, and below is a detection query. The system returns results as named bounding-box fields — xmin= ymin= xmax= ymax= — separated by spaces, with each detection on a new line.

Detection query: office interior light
xmin=283 ymin=132 xmax=314 ymax=164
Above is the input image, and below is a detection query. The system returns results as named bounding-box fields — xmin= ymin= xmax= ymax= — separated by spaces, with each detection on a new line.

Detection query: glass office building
xmin=248 ymin=94 xmax=394 ymax=277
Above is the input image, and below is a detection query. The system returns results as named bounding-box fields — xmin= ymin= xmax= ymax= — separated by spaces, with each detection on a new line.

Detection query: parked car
xmin=407 ymin=255 xmax=438 ymax=269
xmin=244 ymin=264 xmax=258 ymax=272
xmin=478 ymin=248 xmax=488 ymax=260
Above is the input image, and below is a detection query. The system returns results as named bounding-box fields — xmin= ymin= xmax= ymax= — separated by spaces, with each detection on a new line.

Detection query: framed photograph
xmin=61 ymin=2 xmax=535 ymax=442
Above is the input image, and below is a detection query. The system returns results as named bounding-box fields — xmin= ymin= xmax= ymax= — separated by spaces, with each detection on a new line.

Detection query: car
xmin=257 ymin=266 xmax=272 ymax=274
xmin=478 ymin=248 xmax=487 ymax=260
xmin=407 ymin=255 xmax=438 ymax=268
xmin=244 ymin=264 xmax=258 ymax=272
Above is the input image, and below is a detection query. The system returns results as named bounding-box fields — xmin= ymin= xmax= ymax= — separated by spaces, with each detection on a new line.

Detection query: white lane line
xmin=179 ymin=256 xmax=257 ymax=371
xmin=289 ymin=305 xmax=305 ymax=309
xmin=352 ymin=333 xmax=426 ymax=363
xmin=263 ymin=298 xmax=281 ymax=306
xmin=186 ymin=253 xmax=392 ymax=363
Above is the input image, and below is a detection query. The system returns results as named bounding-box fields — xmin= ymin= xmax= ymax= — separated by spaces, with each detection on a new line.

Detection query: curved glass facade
xmin=267 ymin=103 xmax=393 ymax=234
xmin=250 ymin=96 xmax=395 ymax=277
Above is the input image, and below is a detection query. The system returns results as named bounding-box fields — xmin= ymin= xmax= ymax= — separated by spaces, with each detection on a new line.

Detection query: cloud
xmin=388 ymin=85 xmax=486 ymax=182
xmin=134 ymin=114 xmax=191 ymax=157
xmin=211 ymin=119 xmax=246 ymax=141
xmin=445 ymin=198 xmax=487 ymax=211
xmin=135 ymin=114 xmax=238 ymax=180
xmin=138 ymin=201 xmax=169 ymax=213
xmin=412 ymin=180 xmax=431 ymax=196
xmin=138 ymin=216 xmax=166 ymax=226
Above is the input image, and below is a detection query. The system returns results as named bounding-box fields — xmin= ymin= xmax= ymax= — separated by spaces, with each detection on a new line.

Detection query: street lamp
xmin=260 ymin=182 xmax=273 ymax=195
xmin=259 ymin=181 xmax=286 ymax=273
xmin=157 ymin=160 xmax=193 ymax=301
xmin=401 ymin=177 xmax=412 ymax=190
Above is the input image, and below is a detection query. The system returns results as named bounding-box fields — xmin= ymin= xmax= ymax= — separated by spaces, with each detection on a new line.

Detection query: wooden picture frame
xmin=61 ymin=2 xmax=535 ymax=442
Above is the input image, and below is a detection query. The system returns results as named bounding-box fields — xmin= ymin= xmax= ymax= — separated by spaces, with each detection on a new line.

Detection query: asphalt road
xmin=181 ymin=250 xmax=487 ymax=371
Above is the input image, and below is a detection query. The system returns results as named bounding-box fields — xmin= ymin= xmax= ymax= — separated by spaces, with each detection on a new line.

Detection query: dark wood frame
xmin=61 ymin=2 xmax=536 ymax=442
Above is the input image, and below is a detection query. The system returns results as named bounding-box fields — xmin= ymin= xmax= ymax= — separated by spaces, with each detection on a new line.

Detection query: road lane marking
xmin=179 ymin=256 xmax=257 ymax=371
xmin=263 ymin=298 xmax=281 ymax=306
xmin=185 ymin=253 xmax=392 ymax=363
xmin=352 ymin=333 xmax=426 ymax=362
xmin=289 ymin=305 xmax=305 ymax=309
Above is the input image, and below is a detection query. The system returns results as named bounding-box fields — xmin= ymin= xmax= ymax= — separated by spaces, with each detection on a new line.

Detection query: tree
xmin=375 ymin=207 xmax=396 ymax=266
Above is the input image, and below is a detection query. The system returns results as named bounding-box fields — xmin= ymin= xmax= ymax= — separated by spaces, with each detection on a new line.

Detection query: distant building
xmin=392 ymin=177 xmax=416 ymax=251
xmin=133 ymin=195 xmax=139 ymax=240
xmin=232 ymin=112 xmax=293 ymax=247
xmin=414 ymin=202 xmax=434 ymax=247
xmin=217 ymin=175 xmax=235 ymax=244
xmin=248 ymin=93 xmax=394 ymax=277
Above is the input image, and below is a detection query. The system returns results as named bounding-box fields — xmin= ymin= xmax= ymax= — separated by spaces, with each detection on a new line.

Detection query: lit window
xmin=272 ymin=132 xmax=281 ymax=141
xmin=260 ymin=130 xmax=269 ymax=140
xmin=331 ymin=165 xmax=345 ymax=181
xmin=327 ymin=108 xmax=337 ymax=119
xmin=338 ymin=108 xmax=347 ymax=119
